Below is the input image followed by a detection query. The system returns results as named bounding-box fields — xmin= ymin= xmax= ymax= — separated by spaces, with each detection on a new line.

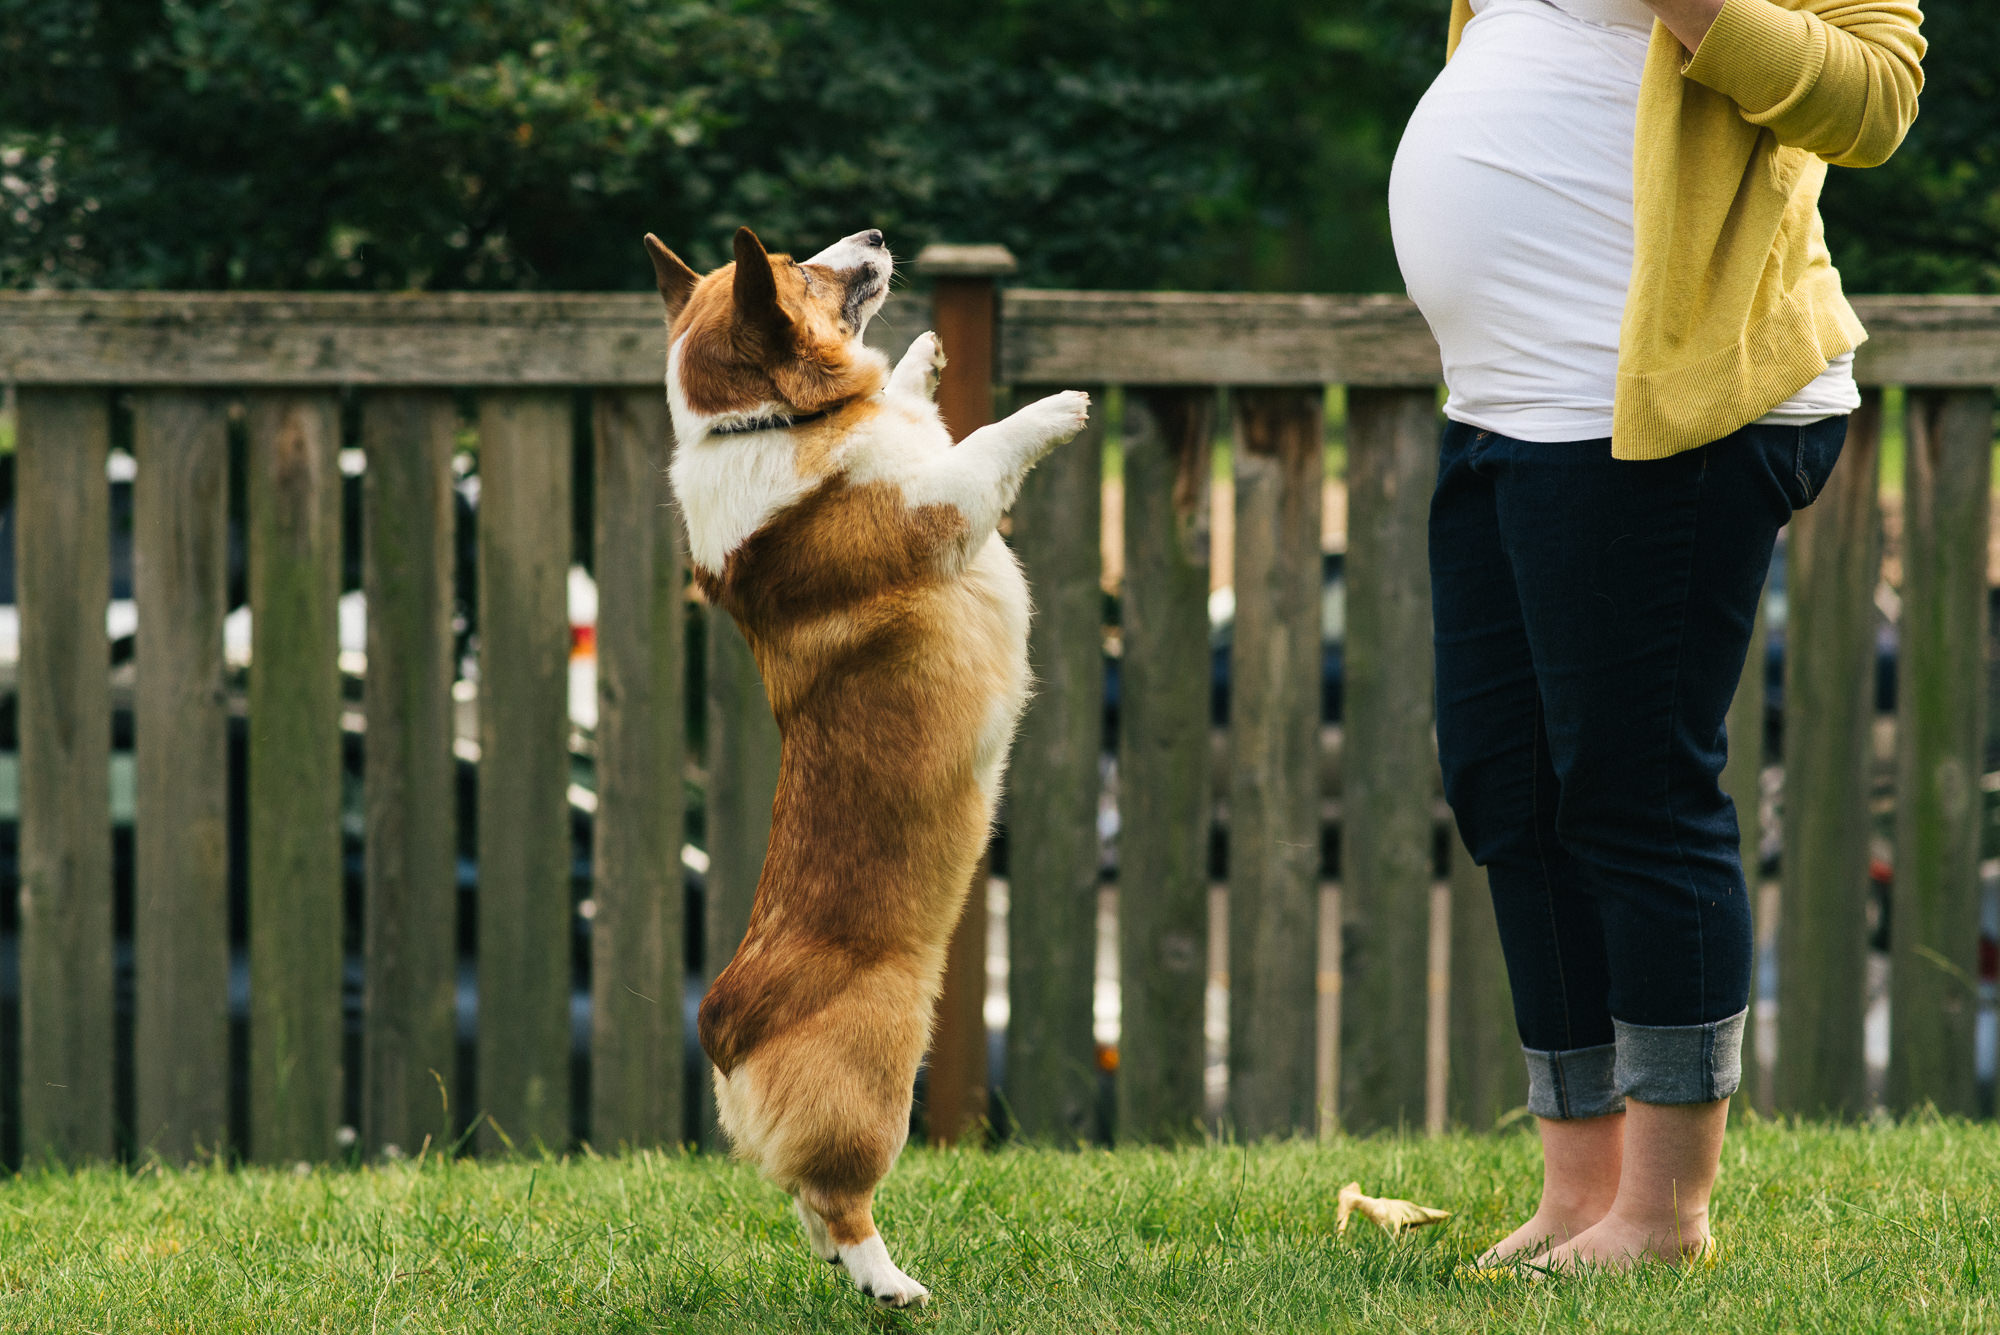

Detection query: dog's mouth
xmin=804 ymin=229 xmax=893 ymax=335
xmin=843 ymin=272 xmax=888 ymax=331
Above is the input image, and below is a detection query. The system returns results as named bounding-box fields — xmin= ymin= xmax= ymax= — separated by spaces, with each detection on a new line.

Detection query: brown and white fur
xmin=645 ymin=226 xmax=1088 ymax=1307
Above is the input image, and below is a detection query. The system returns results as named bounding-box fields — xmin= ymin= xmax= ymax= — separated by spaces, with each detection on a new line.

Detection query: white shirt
xmin=1387 ymin=0 xmax=1859 ymax=441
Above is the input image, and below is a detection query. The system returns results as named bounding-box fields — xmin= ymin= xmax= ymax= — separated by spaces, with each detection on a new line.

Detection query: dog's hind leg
xmin=888 ymin=330 xmax=946 ymax=403
xmin=793 ymin=1195 xmax=841 ymax=1265
xmin=802 ymin=1188 xmax=928 ymax=1309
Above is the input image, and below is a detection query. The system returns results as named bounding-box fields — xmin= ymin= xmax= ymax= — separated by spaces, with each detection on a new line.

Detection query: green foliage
xmin=0 ymin=0 xmax=787 ymax=288
xmin=1 ymin=0 xmax=1991 ymax=293
xmin=1819 ymin=1 xmax=2000 ymax=292
xmin=0 ymin=0 xmax=1256 ymax=290
xmin=0 ymin=1121 xmax=1996 ymax=1330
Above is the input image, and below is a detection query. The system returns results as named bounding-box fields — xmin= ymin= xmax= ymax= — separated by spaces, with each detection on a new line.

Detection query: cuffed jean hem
xmin=1612 ymin=1009 xmax=1747 ymax=1106
xmin=1523 ymin=1042 xmax=1624 ymax=1120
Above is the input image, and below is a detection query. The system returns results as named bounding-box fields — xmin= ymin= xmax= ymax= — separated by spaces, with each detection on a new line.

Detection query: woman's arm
xmin=1641 ymin=0 xmax=1726 ymax=52
xmin=1663 ymin=0 xmax=1925 ymax=167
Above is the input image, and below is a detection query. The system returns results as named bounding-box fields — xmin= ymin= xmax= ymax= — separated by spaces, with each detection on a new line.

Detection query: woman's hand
xmin=1641 ymin=0 xmax=1729 ymax=53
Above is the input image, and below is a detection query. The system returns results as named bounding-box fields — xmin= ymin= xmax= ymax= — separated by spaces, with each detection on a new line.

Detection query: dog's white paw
xmin=839 ymin=1235 xmax=930 ymax=1309
xmin=1018 ymin=389 xmax=1091 ymax=449
xmin=891 ymin=330 xmax=947 ymax=401
xmin=795 ymin=1198 xmax=841 ymax=1265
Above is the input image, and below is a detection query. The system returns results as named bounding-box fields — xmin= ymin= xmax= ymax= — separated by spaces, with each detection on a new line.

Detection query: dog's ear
xmin=731 ymin=226 xmax=792 ymax=344
xmin=643 ymin=234 xmax=700 ymax=321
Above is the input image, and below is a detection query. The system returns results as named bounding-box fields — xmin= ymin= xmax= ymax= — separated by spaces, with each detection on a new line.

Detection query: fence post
xmin=591 ymin=389 xmax=687 ymax=1147
xmin=1228 ymin=387 xmax=1324 ymax=1139
xmin=1117 ymin=387 xmax=1214 ymax=1144
xmin=920 ymin=244 xmax=1072 ymax=1143
xmin=361 ymin=391 xmax=460 ymax=1157
xmin=16 ymin=389 xmax=116 ymax=1163
xmin=1890 ymin=388 xmax=1993 ymax=1115
xmin=131 ymin=389 xmax=233 ymax=1162
xmin=1340 ymin=387 xmax=1439 ymax=1133
xmin=246 ymin=392 xmax=344 ymax=1163
xmin=916 ymin=244 xmax=1021 ymax=1144
xmin=1777 ymin=394 xmax=1882 ymax=1118
xmin=475 ymin=391 xmax=576 ymax=1152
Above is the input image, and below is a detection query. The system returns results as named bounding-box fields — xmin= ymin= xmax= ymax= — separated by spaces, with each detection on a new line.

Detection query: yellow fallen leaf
xmin=1336 ymin=1182 xmax=1451 ymax=1238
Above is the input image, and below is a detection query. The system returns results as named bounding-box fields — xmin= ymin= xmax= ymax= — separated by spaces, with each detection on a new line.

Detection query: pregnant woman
xmin=1389 ymin=0 xmax=1923 ymax=1269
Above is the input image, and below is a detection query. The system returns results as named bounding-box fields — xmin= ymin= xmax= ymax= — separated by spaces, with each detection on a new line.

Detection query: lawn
xmin=0 ymin=1116 xmax=1993 ymax=1333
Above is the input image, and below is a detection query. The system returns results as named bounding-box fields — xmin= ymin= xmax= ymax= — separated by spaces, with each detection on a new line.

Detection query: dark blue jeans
xmin=1430 ymin=415 xmax=1848 ymax=1117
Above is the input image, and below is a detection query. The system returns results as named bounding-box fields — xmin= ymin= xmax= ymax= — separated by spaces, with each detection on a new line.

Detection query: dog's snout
xmin=859 ymin=229 xmax=885 ymax=249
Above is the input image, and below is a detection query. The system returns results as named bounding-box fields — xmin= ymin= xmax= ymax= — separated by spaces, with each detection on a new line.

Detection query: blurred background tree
xmin=1 ymin=0 xmax=1990 ymax=293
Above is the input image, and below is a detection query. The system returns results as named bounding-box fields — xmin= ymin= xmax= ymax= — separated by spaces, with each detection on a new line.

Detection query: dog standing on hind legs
xmin=645 ymin=224 xmax=1089 ymax=1307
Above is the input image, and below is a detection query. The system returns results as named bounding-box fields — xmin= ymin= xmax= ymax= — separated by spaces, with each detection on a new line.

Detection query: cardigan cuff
xmin=1682 ymin=0 xmax=1827 ymax=116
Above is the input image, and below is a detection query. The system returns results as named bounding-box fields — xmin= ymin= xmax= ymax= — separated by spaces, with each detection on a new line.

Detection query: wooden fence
xmin=0 ymin=279 xmax=1995 ymax=1165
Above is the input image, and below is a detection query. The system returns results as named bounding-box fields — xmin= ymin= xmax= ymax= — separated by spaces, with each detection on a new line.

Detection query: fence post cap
xmin=913 ymin=244 xmax=1018 ymax=278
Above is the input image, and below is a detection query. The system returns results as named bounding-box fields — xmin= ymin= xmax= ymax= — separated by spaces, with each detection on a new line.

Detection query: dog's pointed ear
xmin=643 ymin=234 xmax=700 ymax=321
xmin=731 ymin=226 xmax=791 ymax=342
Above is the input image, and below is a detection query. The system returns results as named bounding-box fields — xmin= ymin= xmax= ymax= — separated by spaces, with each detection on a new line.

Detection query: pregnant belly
xmin=1387 ymin=3 xmax=1650 ymax=428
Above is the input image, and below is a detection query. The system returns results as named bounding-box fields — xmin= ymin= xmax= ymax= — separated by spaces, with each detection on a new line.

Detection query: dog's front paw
xmin=862 ymin=1272 xmax=930 ymax=1309
xmin=1018 ymin=389 xmax=1091 ymax=450
xmin=891 ymin=330 xmax=948 ymax=402
xmin=840 ymin=1235 xmax=930 ymax=1309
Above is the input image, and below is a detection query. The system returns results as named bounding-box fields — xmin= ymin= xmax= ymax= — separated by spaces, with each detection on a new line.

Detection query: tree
xmin=0 ymin=0 xmax=1252 ymax=290
xmin=3 ymin=0 xmax=1988 ymax=294
xmin=1818 ymin=0 xmax=2000 ymax=293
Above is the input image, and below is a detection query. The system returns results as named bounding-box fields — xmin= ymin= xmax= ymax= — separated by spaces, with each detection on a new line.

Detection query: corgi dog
xmin=644 ymin=225 xmax=1089 ymax=1307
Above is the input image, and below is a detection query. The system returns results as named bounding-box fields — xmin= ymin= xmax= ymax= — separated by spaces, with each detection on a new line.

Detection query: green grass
xmin=0 ymin=1117 xmax=1994 ymax=1332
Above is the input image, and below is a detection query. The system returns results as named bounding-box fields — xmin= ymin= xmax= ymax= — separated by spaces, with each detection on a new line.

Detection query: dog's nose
xmin=859 ymin=229 xmax=885 ymax=248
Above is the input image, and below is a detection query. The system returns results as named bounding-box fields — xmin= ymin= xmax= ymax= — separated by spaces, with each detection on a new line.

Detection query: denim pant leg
xmin=1431 ymin=421 xmax=1620 ymax=1119
xmin=1490 ymin=416 xmax=1847 ymax=1107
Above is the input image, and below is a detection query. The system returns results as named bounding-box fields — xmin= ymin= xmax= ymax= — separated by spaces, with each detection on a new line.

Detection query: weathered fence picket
xmin=1116 ymin=387 xmax=1215 ymax=1144
xmin=2 ymin=288 xmax=1996 ymax=1166
xmin=699 ymin=611 xmax=779 ymax=1146
xmin=1446 ymin=839 xmax=1519 ymax=1130
xmin=360 ymin=390 xmax=460 ymax=1156
xmin=1006 ymin=388 xmax=1107 ymax=1142
xmin=1340 ymin=387 xmax=1441 ymax=1133
xmin=1725 ymin=596 xmax=1770 ymax=1117
xmin=1226 ymin=388 xmax=1324 ymax=1139
xmin=474 ymin=391 xmax=575 ymax=1152
xmin=246 ymin=391 xmax=344 ymax=1163
xmin=1890 ymin=388 xmax=1994 ymax=1115
xmin=589 ymin=389 xmax=687 ymax=1147
xmin=1779 ymin=397 xmax=1884 ymax=1118
xmin=131 ymin=390 xmax=232 ymax=1161
xmin=16 ymin=390 xmax=116 ymax=1161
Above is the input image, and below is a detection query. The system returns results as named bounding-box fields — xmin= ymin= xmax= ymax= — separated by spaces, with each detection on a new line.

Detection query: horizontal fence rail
xmin=1 ymin=286 xmax=1995 ymax=1166
xmin=7 ymin=291 xmax=2000 ymax=387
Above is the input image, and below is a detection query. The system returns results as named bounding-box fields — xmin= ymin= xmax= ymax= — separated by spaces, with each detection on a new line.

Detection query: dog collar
xmin=707 ymin=405 xmax=836 ymax=437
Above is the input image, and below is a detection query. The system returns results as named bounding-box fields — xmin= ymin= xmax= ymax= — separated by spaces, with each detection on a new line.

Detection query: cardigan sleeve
xmin=1681 ymin=0 xmax=1925 ymax=167
xmin=1446 ymin=0 xmax=1473 ymax=59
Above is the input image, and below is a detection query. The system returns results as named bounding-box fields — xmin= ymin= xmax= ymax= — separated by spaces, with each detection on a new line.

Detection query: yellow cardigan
xmin=1443 ymin=0 xmax=1925 ymax=459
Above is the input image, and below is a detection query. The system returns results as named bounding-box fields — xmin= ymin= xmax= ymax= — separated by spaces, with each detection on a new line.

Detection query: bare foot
xmin=1474 ymin=1205 xmax=1607 ymax=1266
xmin=1536 ymin=1209 xmax=1710 ymax=1273
xmin=1474 ymin=1110 xmax=1626 ymax=1267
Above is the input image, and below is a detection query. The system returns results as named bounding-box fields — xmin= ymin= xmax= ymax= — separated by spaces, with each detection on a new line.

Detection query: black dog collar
xmin=707 ymin=406 xmax=837 ymax=437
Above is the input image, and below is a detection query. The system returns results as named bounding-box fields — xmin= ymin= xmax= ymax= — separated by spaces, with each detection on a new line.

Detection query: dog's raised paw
xmin=1019 ymin=389 xmax=1091 ymax=447
xmin=891 ymin=330 xmax=948 ymax=401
